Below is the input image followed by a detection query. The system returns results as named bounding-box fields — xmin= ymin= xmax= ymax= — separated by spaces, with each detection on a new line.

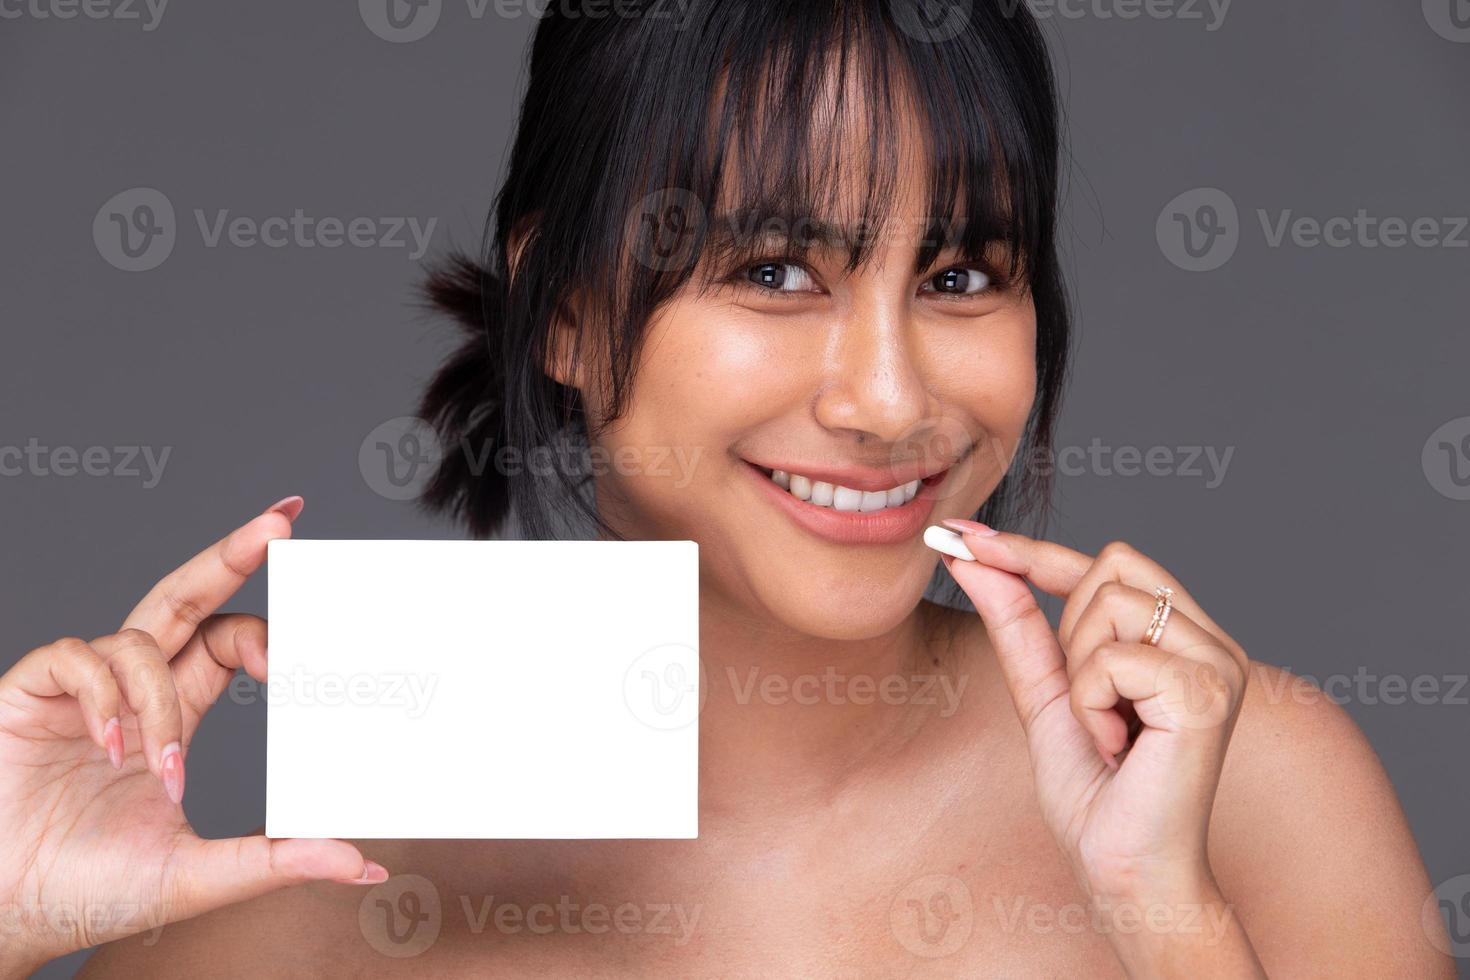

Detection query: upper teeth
xmin=770 ymin=470 xmax=920 ymax=512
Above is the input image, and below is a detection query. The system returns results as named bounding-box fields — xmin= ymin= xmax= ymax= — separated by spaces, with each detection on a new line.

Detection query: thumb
xmin=166 ymin=836 xmax=387 ymax=921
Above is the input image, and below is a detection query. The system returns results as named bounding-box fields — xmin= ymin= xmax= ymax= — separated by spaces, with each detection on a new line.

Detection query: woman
xmin=3 ymin=1 xmax=1450 ymax=976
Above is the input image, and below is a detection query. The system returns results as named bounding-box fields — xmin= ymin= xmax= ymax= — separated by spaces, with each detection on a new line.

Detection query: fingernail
xmin=268 ymin=495 xmax=305 ymax=522
xmin=1096 ymin=741 xmax=1120 ymax=772
xmin=942 ymin=518 xmax=999 ymax=538
xmin=104 ymin=717 xmax=123 ymax=770
xmin=342 ymin=861 xmax=390 ymax=885
xmin=160 ymin=742 xmax=185 ymax=804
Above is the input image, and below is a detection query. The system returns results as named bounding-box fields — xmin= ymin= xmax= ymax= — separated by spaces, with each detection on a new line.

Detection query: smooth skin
xmin=6 ymin=77 xmax=1456 ymax=977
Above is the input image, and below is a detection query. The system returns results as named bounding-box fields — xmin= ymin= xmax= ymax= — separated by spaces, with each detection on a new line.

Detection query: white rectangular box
xmin=265 ymin=539 xmax=699 ymax=839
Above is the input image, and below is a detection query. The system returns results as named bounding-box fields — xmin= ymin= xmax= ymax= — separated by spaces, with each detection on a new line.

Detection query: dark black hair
xmin=419 ymin=0 xmax=1069 ymax=540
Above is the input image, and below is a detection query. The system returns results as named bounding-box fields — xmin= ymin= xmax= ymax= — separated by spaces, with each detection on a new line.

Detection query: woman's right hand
xmin=0 ymin=498 xmax=388 ymax=976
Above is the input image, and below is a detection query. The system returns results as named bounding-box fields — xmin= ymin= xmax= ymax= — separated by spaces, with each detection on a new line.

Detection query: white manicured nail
xmin=924 ymin=525 xmax=976 ymax=562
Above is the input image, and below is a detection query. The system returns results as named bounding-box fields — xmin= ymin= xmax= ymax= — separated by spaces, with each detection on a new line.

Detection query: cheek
xmin=580 ymin=299 xmax=792 ymax=530
xmin=608 ymin=297 xmax=808 ymax=446
xmin=972 ymin=324 xmax=1037 ymax=433
xmin=929 ymin=306 xmax=1038 ymax=477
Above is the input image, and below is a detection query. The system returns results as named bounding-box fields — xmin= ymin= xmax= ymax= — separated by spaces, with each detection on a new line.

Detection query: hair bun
xmin=417 ymin=250 xmax=511 ymax=536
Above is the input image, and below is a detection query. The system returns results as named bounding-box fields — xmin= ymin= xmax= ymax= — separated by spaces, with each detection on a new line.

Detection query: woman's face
xmin=579 ymin=128 xmax=1038 ymax=641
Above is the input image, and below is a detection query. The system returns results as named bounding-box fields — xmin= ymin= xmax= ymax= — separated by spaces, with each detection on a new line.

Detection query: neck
xmin=694 ymin=590 xmax=965 ymax=820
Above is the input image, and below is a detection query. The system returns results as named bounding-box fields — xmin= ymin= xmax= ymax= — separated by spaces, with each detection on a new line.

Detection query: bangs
xmin=659 ymin=1 xmax=1058 ymax=288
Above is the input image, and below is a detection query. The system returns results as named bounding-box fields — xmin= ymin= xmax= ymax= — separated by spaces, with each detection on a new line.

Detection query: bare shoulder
xmin=78 ymin=880 xmax=353 ymax=980
xmin=1209 ymin=661 xmax=1453 ymax=977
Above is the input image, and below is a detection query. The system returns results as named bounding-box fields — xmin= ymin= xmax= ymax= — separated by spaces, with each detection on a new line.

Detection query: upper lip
xmin=744 ymin=457 xmax=954 ymax=492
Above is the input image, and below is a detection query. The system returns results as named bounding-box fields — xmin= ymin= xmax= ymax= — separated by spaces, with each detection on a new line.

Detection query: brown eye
xmin=744 ymin=262 xmax=818 ymax=293
xmin=748 ymin=263 xmax=787 ymax=288
xmin=923 ymin=267 xmax=992 ymax=295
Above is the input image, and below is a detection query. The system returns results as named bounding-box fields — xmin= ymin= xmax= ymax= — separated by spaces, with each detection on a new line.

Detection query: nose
xmin=812 ymin=296 xmax=934 ymax=446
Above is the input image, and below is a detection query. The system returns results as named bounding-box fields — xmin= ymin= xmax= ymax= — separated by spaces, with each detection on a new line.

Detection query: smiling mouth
xmin=754 ymin=466 xmax=942 ymax=513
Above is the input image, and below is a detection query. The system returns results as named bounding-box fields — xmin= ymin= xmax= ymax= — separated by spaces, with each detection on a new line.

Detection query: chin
xmin=736 ymin=547 xmax=939 ymax=643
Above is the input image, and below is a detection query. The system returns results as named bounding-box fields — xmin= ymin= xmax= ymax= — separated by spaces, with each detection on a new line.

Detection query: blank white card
xmin=265 ymin=540 xmax=699 ymax=839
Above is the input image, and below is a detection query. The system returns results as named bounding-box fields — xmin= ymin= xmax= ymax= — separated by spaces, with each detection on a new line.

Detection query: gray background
xmin=2 ymin=1 xmax=1467 ymax=976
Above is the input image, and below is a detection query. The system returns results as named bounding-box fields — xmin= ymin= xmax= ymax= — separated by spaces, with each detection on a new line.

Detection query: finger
xmin=1071 ymin=641 xmax=1245 ymax=756
xmin=122 ymin=496 xmax=303 ymax=657
xmin=941 ymin=519 xmax=1094 ymax=599
xmin=172 ymin=614 xmax=268 ymax=735
xmin=93 ymin=629 xmax=186 ymax=803
xmin=1065 ymin=581 xmax=1218 ymax=671
xmin=4 ymin=638 xmax=124 ymax=766
xmin=942 ymin=554 xmax=1071 ymax=734
xmin=1069 ymin=641 xmax=1167 ymax=756
xmin=1055 ymin=540 xmax=1236 ymax=658
xmin=168 ymin=836 xmax=389 ymax=922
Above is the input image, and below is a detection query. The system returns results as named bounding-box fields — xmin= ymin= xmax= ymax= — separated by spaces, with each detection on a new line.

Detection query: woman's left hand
xmin=940 ymin=521 xmax=1265 ymax=973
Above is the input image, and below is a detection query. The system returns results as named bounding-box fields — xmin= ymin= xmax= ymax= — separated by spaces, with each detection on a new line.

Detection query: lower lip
xmin=745 ymin=463 xmax=940 ymax=546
